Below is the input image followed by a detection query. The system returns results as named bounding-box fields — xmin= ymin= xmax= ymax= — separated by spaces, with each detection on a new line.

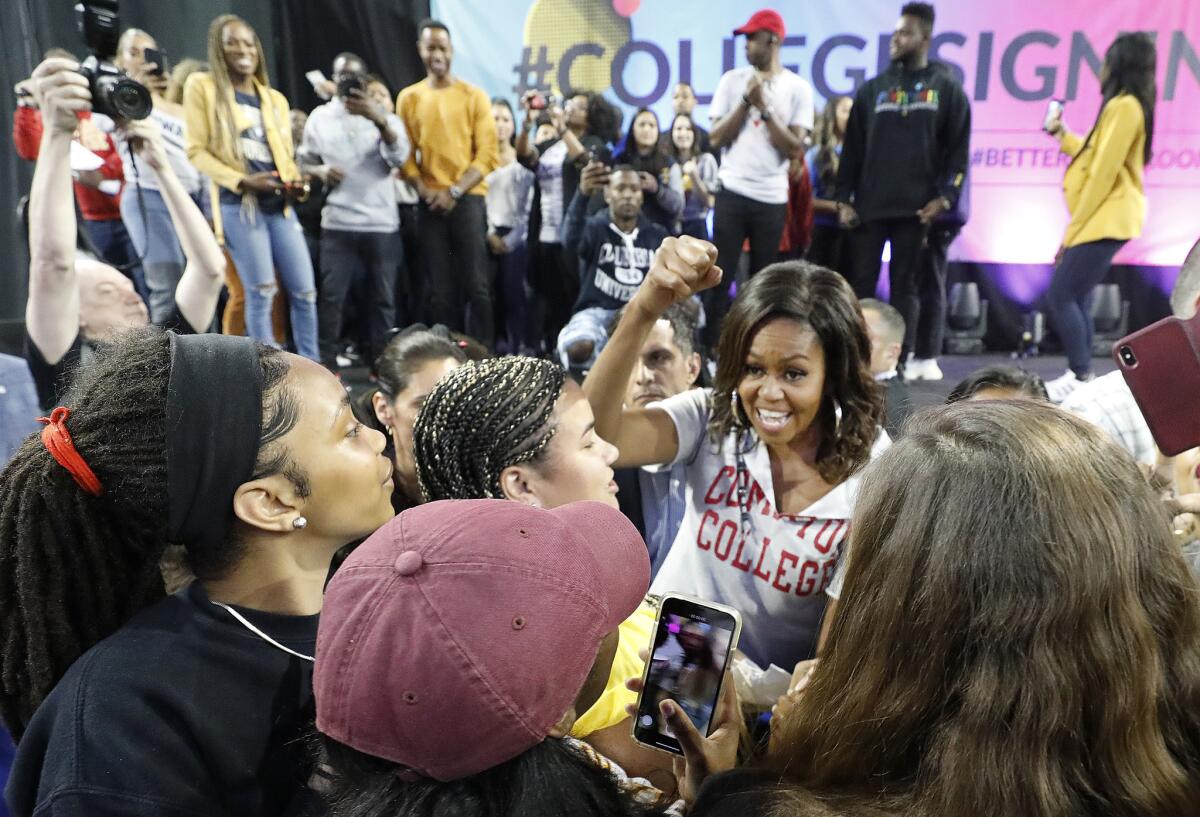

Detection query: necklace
xmin=210 ymin=601 xmax=315 ymax=662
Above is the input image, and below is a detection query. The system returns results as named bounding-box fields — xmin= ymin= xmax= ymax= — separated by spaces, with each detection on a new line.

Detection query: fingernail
xmin=660 ymin=700 xmax=674 ymax=716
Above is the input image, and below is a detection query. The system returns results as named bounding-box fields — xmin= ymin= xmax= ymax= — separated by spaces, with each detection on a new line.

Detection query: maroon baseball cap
xmin=314 ymin=498 xmax=651 ymax=781
xmin=734 ymin=9 xmax=786 ymax=39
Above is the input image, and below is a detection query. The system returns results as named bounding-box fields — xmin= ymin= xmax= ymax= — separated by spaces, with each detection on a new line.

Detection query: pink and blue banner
xmin=433 ymin=0 xmax=1200 ymax=268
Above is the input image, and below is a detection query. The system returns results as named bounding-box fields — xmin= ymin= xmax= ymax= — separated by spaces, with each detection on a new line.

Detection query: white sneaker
xmin=1044 ymin=370 xmax=1081 ymax=403
xmin=905 ymin=357 xmax=944 ymax=382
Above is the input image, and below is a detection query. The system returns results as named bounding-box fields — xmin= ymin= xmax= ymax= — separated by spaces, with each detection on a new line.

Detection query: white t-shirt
xmin=709 ymin=67 xmax=814 ymax=205
xmin=649 ymin=388 xmax=889 ymax=669
xmin=537 ymin=139 xmax=569 ymax=243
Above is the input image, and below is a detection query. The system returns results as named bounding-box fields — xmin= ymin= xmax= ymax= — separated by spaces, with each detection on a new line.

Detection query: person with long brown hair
xmin=584 ymin=237 xmax=886 ymax=671
xmin=183 ymin=14 xmax=318 ymax=359
xmin=689 ymin=400 xmax=1200 ymax=817
xmin=804 ymin=95 xmax=851 ymax=272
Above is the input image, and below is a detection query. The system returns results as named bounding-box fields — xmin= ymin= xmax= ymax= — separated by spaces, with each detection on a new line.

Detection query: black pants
xmin=531 ymin=241 xmax=578 ymax=354
xmin=706 ymin=189 xmax=787 ymax=350
xmin=847 ymin=217 xmax=927 ymax=360
xmin=914 ymin=225 xmax=960 ymax=360
xmin=318 ymin=229 xmax=399 ymax=365
xmin=396 ymin=203 xmax=422 ymax=325
xmin=807 ymin=222 xmax=846 ymax=276
xmin=1048 ymin=238 xmax=1126 ymax=377
xmin=419 ymin=195 xmax=493 ymax=345
xmin=489 ymin=228 xmax=534 ymax=354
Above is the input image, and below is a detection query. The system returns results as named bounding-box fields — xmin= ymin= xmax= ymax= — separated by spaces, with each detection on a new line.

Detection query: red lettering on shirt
xmin=704 ymin=466 xmax=736 ymax=505
xmin=697 ymin=509 xmax=719 ymax=550
xmin=712 ymin=519 xmax=739 ymax=561
xmin=752 ymin=536 xmax=773 ymax=581
xmin=795 ymin=560 xmax=821 ymax=596
xmin=772 ymin=550 xmax=799 ymax=592
xmin=730 ymin=530 xmax=754 ymax=572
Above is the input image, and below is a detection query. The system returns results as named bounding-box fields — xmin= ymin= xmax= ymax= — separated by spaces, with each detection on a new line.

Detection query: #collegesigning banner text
xmin=433 ymin=0 xmax=1200 ymax=268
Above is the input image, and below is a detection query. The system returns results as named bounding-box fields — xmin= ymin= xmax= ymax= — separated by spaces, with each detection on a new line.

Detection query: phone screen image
xmin=633 ymin=597 xmax=738 ymax=754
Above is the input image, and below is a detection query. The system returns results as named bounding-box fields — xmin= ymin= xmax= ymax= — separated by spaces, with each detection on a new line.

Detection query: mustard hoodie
xmin=1059 ymin=93 xmax=1147 ymax=248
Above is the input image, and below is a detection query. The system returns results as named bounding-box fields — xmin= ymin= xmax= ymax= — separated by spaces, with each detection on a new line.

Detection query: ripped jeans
xmin=220 ymin=203 xmax=319 ymax=360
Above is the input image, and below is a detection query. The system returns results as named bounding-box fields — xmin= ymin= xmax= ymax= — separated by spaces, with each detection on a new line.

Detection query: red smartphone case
xmin=1112 ymin=312 xmax=1200 ymax=456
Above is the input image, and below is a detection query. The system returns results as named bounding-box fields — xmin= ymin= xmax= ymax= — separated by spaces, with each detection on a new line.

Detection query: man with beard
xmin=835 ymin=2 xmax=971 ymax=372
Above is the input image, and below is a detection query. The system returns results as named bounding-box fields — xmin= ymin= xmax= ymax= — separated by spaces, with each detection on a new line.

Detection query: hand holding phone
xmin=1043 ymin=99 xmax=1064 ymax=134
xmin=143 ymin=47 xmax=167 ymax=77
xmin=632 ymin=594 xmax=740 ymax=755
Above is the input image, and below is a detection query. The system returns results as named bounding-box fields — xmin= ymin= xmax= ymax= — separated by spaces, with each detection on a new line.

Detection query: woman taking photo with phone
xmin=584 ymin=237 xmax=886 ymax=673
xmin=1042 ymin=32 xmax=1156 ymax=402
xmin=614 ymin=107 xmax=684 ymax=234
xmin=184 ymin=14 xmax=319 ymax=359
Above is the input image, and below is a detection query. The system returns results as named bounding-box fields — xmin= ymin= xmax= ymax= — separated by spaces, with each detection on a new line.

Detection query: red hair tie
xmin=38 ymin=407 xmax=104 ymax=497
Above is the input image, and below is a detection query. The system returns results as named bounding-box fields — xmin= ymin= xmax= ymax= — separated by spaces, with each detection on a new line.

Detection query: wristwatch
xmin=448 ymin=184 xmax=464 ymax=200
xmin=759 ymin=108 xmax=773 ymax=122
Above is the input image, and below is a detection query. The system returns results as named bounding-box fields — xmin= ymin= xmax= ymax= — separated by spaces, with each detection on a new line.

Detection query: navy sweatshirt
xmin=6 ymin=582 xmax=323 ymax=817
xmin=562 ymin=190 xmax=668 ymax=312
xmin=835 ymin=61 xmax=971 ymax=223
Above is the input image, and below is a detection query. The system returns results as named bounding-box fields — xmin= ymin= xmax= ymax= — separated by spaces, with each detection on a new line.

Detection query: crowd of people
xmin=2 ymin=2 xmax=1196 ymax=817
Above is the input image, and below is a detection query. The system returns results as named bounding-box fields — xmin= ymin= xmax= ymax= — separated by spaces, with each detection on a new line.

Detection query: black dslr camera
xmin=75 ymin=0 xmax=152 ymax=120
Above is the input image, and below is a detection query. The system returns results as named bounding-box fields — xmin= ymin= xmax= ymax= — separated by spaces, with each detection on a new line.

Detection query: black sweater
xmin=835 ymin=61 xmax=971 ymax=223
xmin=6 ymin=582 xmax=323 ymax=817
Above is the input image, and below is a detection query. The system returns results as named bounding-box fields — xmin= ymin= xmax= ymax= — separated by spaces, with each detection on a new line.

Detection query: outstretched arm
xmin=122 ymin=119 xmax=225 ymax=331
xmin=25 ymin=58 xmax=90 ymax=365
xmin=583 ymin=236 xmax=722 ymax=468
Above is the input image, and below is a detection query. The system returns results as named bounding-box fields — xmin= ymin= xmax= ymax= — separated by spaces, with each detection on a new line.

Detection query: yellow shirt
xmin=571 ymin=601 xmax=655 ymax=738
xmin=1059 ymin=94 xmax=1146 ymax=248
xmin=396 ymin=77 xmax=498 ymax=195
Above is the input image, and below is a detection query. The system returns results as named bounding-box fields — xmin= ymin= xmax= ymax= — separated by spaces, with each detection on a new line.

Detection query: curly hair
xmin=708 ymin=262 xmax=883 ymax=484
xmin=581 ymin=91 xmax=623 ymax=145
xmin=412 ymin=357 xmax=566 ymax=501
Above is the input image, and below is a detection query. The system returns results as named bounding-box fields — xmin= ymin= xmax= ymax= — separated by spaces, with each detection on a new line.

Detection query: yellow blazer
xmin=1059 ymin=94 xmax=1146 ymax=248
xmin=182 ymin=72 xmax=298 ymax=241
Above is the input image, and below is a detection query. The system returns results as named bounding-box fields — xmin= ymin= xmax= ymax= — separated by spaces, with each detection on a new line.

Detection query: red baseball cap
xmin=734 ymin=9 xmax=786 ymax=40
xmin=314 ymin=499 xmax=651 ymax=781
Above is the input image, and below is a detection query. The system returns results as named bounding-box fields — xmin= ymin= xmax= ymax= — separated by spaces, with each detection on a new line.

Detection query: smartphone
xmin=1043 ymin=99 xmax=1064 ymax=132
xmin=632 ymin=593 xmax=741 ymax=755
xmin=1113 ymin=312 xmax=1200 ymax=456
xmin=306 ymin=70 xmax=329 ymax=88
xmin=143 ymin=47 xmax=167 ymax=77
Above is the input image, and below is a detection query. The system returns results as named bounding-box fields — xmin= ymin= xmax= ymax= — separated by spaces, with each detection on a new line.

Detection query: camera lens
xmin=107 ymin=76 xmax=153 ymax=120
xmin=1118 ymin=346 xmax=1137 ymax=367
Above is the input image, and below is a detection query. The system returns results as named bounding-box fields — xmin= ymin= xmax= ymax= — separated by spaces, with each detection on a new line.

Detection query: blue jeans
xmin=120 ymin=186 xmax=185 ymax=323
xmin=221 ymin=203 xmax=319 ymax=360
xmin=81 ymin=217 xmax=148 ymax=303
xmin=1048 ymin=238 xmax=1126 ymax=377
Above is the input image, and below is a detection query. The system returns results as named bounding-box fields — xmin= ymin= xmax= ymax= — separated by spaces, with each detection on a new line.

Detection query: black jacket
xmin=835 ymin=61 xmax=971 ymax=223
xmin=6 ymin=582 xmax=323 ymax=817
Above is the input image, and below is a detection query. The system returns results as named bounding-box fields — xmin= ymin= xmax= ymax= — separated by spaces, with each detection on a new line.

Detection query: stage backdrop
xmin=433 ymin=0 xmax=1200 ymax=271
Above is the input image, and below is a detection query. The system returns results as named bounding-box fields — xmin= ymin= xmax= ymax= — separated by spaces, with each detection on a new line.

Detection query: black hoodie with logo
xmin=835 ymin=61 xmax=971 ymax=223
xmin=562 ymin=190 xmax=669 ymax=312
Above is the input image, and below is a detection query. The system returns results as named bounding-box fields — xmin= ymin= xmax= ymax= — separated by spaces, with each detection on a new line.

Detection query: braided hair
xmin=0 ymin=328 xmax=296 ymax=738
xmin=413 ymin=357 xmax=566 ymax=501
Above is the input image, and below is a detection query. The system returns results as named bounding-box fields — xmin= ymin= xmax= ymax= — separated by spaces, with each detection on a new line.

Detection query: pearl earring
xmin=292 ymin=516 xmax=308 ymax=530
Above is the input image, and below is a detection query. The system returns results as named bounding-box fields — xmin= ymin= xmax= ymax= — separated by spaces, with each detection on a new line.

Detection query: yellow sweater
xmin=183 ymin=72 xmax=299 ymax=240
xmin=396 ymin=77 xmax=498 ymax=195
xmin=1059 ymin=94 xmax=1146 ymax=248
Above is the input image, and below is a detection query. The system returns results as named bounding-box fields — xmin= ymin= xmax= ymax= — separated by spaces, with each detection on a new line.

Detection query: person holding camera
xmin=183 ymin=14 xmax=319 ymax=360
xmin=298 ymin=52 xmax=409 ymax=370
xmin=111 ymin=28 xmax=206 ymax=324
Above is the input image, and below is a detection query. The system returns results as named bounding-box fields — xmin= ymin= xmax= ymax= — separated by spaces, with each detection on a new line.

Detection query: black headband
xmin=166 ymin=333 xmax=265 ymax=555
